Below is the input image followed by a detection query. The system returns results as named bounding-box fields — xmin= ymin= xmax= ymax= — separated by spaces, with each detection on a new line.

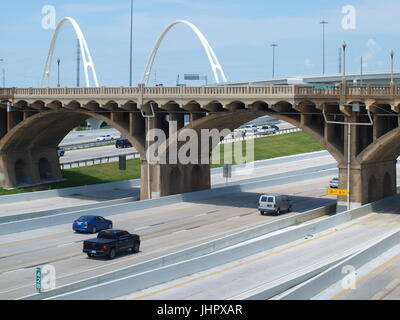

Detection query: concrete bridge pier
xmin=139 ymin=105 xmax=211 ymax=200
xmin=0 ymin=147 xmax=62 ymax=188
xmin=140 ymin=161 xmax=210 ymax=200
xmin=337 ymin=159 xmax=397 ymax=211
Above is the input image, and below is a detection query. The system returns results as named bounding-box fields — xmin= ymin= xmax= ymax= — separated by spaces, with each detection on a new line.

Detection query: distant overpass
xmin=224 ymin=72 xmax=400 ymax=86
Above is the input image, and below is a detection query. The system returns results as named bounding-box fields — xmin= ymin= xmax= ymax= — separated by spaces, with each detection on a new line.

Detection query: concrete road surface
xmin=0 ymin=175 xmax=334 ymax=299
xmin=116 ymin=206 xmax=400 ymax=300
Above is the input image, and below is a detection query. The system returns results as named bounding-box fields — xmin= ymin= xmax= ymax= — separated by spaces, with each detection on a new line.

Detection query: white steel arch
xmin=141 ymin=20 xmax=227 ymax=85
xmin=41 ymin=17 xmax=99 ymax=88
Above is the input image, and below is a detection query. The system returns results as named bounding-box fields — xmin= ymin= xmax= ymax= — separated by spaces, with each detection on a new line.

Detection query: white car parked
xmin=96 ymin=134 xmax=113 ymax=142
xmin=257 ymin=125 xmax=277 ymax=135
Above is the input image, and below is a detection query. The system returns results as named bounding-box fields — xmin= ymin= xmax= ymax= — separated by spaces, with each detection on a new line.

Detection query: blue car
xmin=270 ymin=125 xmax=279 ymax=131
xmin=73 ymin=216 xmax=113 ymax=234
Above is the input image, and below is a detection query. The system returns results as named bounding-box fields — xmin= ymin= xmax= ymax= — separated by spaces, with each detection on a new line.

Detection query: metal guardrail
xmin=60 ymin=139 xmax=116 ymax=151
xmin=60 ymin=152 xmax=140 ymax=169
xmin=221 ymin=128 xmax=302 ymax=144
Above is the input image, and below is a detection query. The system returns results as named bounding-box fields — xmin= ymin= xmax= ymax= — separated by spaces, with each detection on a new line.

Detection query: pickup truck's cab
xmin=83 ymin=229 xmax=140 ymax=259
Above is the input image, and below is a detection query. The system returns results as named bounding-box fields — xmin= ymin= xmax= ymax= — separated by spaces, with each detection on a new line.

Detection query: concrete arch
xmin=0 ymin=109 xmax=144 ymax=157
xmin=157 ymin=106 xmax=343 ymax=164
xmin=41 ymin=17 xmax=99 ymax=88
xmin=141 ymin=20 xmax=227 ymax=85
xmin=357 ymin=128 xmax=400 ymax=163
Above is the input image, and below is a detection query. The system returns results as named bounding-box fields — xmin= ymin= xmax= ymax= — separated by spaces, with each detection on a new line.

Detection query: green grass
xmin=0 ymin=131 xmax=324 ymax=196
xmin=211 ymin=131 xmax=324 ymax=167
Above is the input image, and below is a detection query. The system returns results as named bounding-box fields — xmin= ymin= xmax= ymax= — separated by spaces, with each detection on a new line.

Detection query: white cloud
xmin=305 ymin=58 xmax=314 ymax=68
xmin=362 ymin=39 xmax=382 ymax=69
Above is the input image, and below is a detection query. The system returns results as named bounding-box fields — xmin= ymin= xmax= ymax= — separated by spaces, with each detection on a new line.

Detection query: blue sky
xmin=1 ymin=0 xmax=400 ymax=87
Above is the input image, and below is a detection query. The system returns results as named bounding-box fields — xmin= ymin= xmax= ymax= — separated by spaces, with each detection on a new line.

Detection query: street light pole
xmin=0 ymin=59 xmax=4 ymax=88
xmin=129 ymin=0 xmax=134 ymax=87
xmin=341 ymin=41 xmax=351 ymax=211
xmin=57 ymin=58 xmax=61 ymax=88
xmin=271 ymin=44 xmax=278 ymax=78
xmin=320 ymin=21 xmax=328 ymax=75
xmin=390 ymin=50 xmax=395 ymax=86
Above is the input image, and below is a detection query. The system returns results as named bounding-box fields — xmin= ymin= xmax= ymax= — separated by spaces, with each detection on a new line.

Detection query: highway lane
xmin=115 ymin=205 xmax=400 ymax=300
xmin=60 ymin=145 xmax=136 ymax=164
xmin=0 ymin=175 xmax=335 ymax=299
xmin=0 ymin=151 xmax=334 ymax=218
xmin=60 ymin=129 xmax=120 ymax=146
xmin=59 ymin=122 xmax=296 ymax=146
xmin=315 ymin=243 xmax=400 ymax=300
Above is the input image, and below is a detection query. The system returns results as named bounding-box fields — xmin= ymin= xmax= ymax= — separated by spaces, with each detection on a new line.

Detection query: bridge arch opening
xmin=0 ymin=108 xmax=146 ymax=188
xmin=39 ymin=158 xmax=53 ymax=180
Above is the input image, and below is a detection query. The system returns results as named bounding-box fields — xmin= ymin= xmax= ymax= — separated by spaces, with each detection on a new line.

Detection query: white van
xmin=258 ymin=194 xmax=292 ymax=215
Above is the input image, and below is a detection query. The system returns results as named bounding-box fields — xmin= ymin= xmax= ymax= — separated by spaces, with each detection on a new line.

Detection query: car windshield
xmin=77 ymin=216 xmax=91 ymax=222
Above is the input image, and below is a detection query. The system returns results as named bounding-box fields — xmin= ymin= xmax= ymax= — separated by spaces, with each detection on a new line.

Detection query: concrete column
xmin=169 ymin=113 xmax=184 ymax=136
xmin=7 ymin=111 xmax=23 ymax=132
xmin=190 ymin=112 xmax=205 ymax=123
xmin=140 ymin=113 xmax=211 ymax=200
xmin=140 ymin=162 xmax=211 ymax=200
xmin=337 ymin=159 xmax=396 ymax=211
xmin=0 ymin=109 xmax=7 ymax=138
xmin=0 ymin=148 xmax=63 ymax=189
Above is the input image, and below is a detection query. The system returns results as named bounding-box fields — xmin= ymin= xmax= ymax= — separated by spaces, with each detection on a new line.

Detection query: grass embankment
xmin=0 ymin=132 xmax=324 ymax=196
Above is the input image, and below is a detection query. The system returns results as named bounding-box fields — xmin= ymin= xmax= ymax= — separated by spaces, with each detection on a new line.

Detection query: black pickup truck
xmin=83 ymin=229 xmax=140 ymax=259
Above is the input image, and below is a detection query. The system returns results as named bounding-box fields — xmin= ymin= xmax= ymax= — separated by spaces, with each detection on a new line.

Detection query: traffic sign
xmin=327 ymin=188 xmax=348 ymax=196
xmin=35 ymin=267 xmax=42 ymax=293
xmin=312 ymin=85 xmax=334 ymax=89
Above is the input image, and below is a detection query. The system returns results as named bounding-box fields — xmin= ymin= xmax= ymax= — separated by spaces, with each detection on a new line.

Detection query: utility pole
xmin=77 ymin=39 xmax=81 ymax=87
xmin=390 ymin=50 xmax=395 ymax=86
xmin=360 ymin=56 xmax=363 ymax=86
xmin=271 ymin=44 xmax=278 ymax=78
xmin=129 ymin=0 xmax=134 ymax=87
xmin=57 ymin=58 xmax=61 ymax=88
xmin=320 ymin=21 xmax=328 ymax=75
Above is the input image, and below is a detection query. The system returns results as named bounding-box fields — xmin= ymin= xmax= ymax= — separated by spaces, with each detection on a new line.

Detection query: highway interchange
xmin=1 ymin=126 xmax=400 ymax=300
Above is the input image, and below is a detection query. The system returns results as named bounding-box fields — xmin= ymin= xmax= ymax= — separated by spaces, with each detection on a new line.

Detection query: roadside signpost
xmin=223 ymin=163 xmax=232 ymax=185
xmin=327 ymin=189 xmax=349 ymax=196
xmin=35 ymin=267 xmax=42 ymax=293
